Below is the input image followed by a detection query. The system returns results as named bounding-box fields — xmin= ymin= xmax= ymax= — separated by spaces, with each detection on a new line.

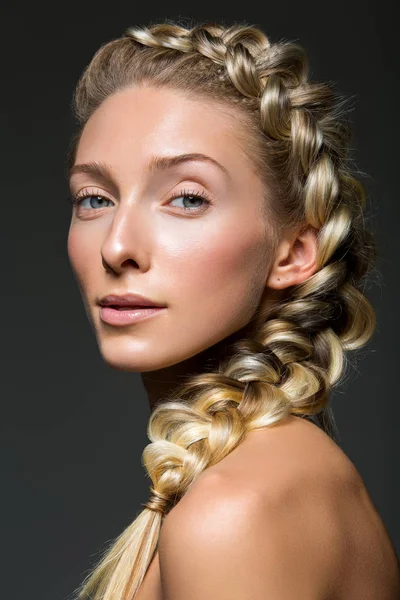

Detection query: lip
xmin=98 ymin=293 xmax=166 ymax=308
xmin=99 ymin=305 xmax=166 ymax=326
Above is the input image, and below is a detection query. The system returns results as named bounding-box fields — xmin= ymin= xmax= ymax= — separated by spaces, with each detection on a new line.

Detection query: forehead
xmin=75 ymin=85 xmax=255 ymax=173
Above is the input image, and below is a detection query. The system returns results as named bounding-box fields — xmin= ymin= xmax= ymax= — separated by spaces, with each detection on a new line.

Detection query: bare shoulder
xmin=159 ymin=415 xmax=399 ymax=599
xmin=159 ymin=465 xmax=325 ymax=599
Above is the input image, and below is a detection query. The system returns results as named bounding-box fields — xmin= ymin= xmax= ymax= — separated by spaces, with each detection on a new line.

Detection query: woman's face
xmin=67 ymin=85 xmax=276 ymax=372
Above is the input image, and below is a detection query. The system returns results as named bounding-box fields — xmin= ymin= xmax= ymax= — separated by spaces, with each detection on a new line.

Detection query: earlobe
xmin=266 ymin=226 xmax=318 ymax=290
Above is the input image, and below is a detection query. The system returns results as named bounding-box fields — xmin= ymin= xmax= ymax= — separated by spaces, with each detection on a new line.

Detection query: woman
xmin=66 ymin=20 xmax=399 ymax=600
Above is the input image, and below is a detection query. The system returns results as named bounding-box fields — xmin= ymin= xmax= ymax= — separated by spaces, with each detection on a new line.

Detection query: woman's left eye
xmin=168 ymin=191 xmax=211 ymax=212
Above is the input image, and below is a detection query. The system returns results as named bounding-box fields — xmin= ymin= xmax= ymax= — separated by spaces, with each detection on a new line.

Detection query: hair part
xmin=67 ymin=20 xmax=376 ymax=600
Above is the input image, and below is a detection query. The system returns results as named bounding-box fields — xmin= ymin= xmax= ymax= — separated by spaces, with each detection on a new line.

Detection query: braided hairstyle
xmin=67 ymin=20 xmax=376 ymax=600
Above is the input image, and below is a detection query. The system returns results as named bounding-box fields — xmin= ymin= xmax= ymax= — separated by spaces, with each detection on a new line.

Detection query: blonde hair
xmin=67 ymin=19 xmax=376 ymax=600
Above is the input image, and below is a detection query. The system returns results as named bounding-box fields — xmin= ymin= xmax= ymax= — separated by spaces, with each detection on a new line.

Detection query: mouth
xmin=107 ymin=305 xmax=159 ymax=310
xmin=99 ymin=304 xmax=166 ymax=326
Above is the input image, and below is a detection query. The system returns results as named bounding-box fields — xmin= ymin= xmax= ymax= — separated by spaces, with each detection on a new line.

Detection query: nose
xmin=100 ymin=201 xmax=151 ymax=275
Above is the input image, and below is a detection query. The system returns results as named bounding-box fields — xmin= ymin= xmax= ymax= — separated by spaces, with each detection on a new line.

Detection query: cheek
xmin=166 ymin=224 xmax=269 ymax=328
xmin=67 ymin=226 xmax=97 ymax=293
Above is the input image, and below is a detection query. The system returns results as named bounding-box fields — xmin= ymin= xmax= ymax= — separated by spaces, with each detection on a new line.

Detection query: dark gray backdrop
xmin=1 ymin=2 xmax=398 ymax=599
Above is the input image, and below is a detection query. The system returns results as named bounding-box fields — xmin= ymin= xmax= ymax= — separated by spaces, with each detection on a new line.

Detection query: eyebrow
xmin=68 ymin=152 xmax=230 ymax=184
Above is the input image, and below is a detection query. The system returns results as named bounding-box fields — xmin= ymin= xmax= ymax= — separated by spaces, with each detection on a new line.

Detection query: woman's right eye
xmin=69 ymin=193 xmax=113 ymax=210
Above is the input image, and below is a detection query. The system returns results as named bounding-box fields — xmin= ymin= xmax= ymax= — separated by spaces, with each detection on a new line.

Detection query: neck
xmin=141 ymin=321 xmax=255 ymax=413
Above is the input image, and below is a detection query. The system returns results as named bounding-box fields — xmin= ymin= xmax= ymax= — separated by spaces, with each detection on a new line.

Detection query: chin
xmin=97 ymin=349 xmax=152 ymax=373
xmin=104 ymin=360 xmax=142 ymax=373
xmin=96 ymin=342 xmax=168 ymax=373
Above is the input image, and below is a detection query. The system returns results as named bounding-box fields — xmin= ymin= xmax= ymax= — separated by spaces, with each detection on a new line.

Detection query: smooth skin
xmin=140 ymin=415 xmax=399 ymax=600
xmin=67 ymin=85 xmax=399 ymax=599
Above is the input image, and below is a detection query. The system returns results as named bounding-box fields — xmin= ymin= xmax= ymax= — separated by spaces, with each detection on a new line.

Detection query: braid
xmin=68 ymin=21 xmax=376 ymax=600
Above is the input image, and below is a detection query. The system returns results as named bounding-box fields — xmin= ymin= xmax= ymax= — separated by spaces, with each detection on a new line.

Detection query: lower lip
xmin=99 ymin=306 xmax=166 ymax=326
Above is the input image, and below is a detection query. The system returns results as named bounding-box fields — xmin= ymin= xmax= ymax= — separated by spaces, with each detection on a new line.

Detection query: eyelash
xmin=68 ymin=188 xmax=212 ymax=213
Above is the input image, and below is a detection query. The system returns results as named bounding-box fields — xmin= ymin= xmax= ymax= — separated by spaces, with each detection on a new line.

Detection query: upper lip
xmin=98 ymin=293 xmax=166 ymax=308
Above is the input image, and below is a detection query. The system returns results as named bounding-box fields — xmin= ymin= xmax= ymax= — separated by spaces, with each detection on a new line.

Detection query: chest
xmin=134 ymin=550 xmax=163 ymax=600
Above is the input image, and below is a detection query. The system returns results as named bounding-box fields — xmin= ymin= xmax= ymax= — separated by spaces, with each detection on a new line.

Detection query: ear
xmin=266 ymin=226 xmax=318 ymax=290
